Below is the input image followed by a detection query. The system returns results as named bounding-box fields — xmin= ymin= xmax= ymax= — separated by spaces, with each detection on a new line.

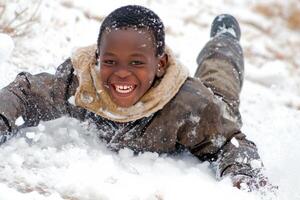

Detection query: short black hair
xmin=97 ymin=5 xmax=165 ymax=57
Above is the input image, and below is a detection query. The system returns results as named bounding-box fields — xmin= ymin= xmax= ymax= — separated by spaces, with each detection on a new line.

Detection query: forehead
xmin=99 ymin=28 xmax=156 ymax=54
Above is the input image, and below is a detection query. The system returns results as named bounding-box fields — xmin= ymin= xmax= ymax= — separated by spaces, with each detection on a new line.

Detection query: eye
xmin=130 ymin=60 xmax=145 ymax=66
xmin=102 ymin=60 xmax=116 ymax=65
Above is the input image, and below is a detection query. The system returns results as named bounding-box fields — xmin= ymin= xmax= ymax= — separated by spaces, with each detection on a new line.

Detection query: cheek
xmin=99 ymin=66 xmax=110 ymax=82
xmin=98 ymin=67 xmax=113 ymax=89
xmin=140 ymin=69 xmax=156 ymax=87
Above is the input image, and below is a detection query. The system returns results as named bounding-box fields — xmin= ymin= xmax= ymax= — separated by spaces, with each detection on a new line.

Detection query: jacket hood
xmin=71 ymin=44 xmax=189 ymax=122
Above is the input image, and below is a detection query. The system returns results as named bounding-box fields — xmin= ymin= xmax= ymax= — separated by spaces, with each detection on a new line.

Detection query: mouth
xmin=111 ymin=84 xmax=137 ymax=96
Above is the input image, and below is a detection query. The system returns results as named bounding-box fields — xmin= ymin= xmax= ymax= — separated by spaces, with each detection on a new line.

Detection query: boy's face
xmin=98 ymin=28 xmax=167 ymax=107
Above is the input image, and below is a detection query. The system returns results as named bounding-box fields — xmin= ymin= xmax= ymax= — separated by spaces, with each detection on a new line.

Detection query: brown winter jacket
xmin=0 ymin=35 xmax=262 ymax=179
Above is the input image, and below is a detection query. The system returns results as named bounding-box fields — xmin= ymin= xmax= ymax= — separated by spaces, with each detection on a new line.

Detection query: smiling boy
xmin=0 ymin=5 xmax=274 ymax=191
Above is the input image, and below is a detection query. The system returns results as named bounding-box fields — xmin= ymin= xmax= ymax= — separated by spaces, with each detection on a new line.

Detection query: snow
xmin=37 ymin=124 xmax=46 ymax=132
xmin=250 ymin=159 xmax=263 ymax=169
xmin=25 ymin=132 xmax=36 ymax=139
xmin=215 ymin=24 xmax=237 ymax=38
xmin=189 ymin=115 xmax=200 ymax=123
xmin=231 ymin=137 xmax=239 ymax=148
xmin=1 ymin=0 xmax=300 ymax=199
xmin=0 ymin=33 xmax=14 ymax=64
xmin=68 ymin=95 xmax=76 ymax=105
xmin=0 ymin=118 xmax=260 ymax=200
xmin=80 ymin=92 xmax=94 ymax=104
xmin=15 ymin=116 xmax=25 ymax=126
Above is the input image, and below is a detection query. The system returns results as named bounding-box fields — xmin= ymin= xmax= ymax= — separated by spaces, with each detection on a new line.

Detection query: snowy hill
xmin=0 ymin=0 xmax=299 ymax=199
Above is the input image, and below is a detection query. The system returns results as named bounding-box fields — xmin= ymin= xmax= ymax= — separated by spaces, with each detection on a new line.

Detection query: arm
xmin=188 ymin=99 xmax=274 ymax=192
xmin=0 ymin=58 xmax=83 ymax=145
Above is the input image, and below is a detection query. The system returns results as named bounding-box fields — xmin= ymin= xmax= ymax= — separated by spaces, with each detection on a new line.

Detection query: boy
xmin=0 ymin=5 xmax=272 ymax=191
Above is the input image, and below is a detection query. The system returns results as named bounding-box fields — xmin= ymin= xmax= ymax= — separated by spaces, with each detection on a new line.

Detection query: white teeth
xmin=115 ymin=85 xmax=134 ymax=94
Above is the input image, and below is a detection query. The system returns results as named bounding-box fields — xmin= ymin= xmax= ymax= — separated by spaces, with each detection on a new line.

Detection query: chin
xmin=108 ymin=87 xmax=140 ymax=108
xmin=110 ymin=96 xmax=136 ymax=108
xmin=114 ymin=101 xmax=135 ymax=108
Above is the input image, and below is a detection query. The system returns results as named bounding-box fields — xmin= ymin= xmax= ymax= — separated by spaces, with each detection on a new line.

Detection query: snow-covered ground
xmin=0 ymin=0 xmax=300 ymax=199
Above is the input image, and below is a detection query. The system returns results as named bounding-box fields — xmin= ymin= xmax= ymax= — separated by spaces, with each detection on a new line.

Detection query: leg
xmin=195 ymin=14 xmax=244 ymax=115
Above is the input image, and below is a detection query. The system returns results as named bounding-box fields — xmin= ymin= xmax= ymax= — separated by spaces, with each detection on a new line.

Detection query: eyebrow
xmin=102 ymin=52 xmax=148 ymax=58
xmin=130 ymin=53 xmax=147 ymax=58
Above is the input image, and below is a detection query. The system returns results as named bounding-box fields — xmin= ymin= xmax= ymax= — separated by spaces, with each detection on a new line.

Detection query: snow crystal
xmin=217 ymin=14 xmax=226 ymax=22
xmin=239 ymin=182 xmax=249 ymax=191
xmin=211 ymin=135 xmax=226 ymax=147
xmin=25 ymin=132 xmax=35 ymax=139
xmin=190 ymin=115 xmax=200 ymax=123
xmin=80 ymin=92 xmax=94 ymax=104
xmin=68 ymin=95 xmax=75 ymax=105
xmin=98 ymin=108 xmax=125 ymax=119
xmin=94 ymin=63 xmax=101 ymax=72
xmin=215 ymin=97 xmax=239 ymax=123
xmin=235 ymin=156 xmax=243 ymax=163
xmin=189 ymin=128 xmax=197 ymax=137
xmin=73 ymin=69 xmax=77 ymax=76
xmin=231 ymin=137 xmax=239 ymax=148
xmin=15 ymin=116 xmax=24 ymax=126
xmin=216 ymin=24 xmax=237 ymax=38
xmin=250 ymin=159 xmax=263 ymax=169
xmin=37 ymin=124 xmax=45 ymax=132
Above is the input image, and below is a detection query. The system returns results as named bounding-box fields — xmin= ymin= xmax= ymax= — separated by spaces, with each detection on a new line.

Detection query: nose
xmin=114 ymin=67 xmax=132 ymax=78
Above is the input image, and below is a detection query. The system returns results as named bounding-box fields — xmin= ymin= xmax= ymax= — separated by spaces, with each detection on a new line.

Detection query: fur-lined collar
xmin=71 ymin=44 xmax=189 ymax=122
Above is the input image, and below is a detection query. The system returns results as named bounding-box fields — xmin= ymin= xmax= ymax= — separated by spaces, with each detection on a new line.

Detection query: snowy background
xmin=0 ymin=0 xmax=300 ymax=199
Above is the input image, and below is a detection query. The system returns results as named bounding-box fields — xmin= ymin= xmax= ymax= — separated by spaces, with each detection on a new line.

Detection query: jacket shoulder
xmin=152 ymin=77 xmax=218 ymax=129
xmin=172 ymin=77 xmax=216 ymax=110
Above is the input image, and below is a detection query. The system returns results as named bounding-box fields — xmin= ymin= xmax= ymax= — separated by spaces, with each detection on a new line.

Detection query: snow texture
xmin=231 ymin=137 xmax=239 ymax=148
xmin=0 ymin=0 xmax=300 ymax=199
xmin=15 ymin=116 xmax=25 ymax=126
xmin=216 ymin=24 xmax=237 ymax=38
xmin=0 ymin=33 xmax=14 ymax=64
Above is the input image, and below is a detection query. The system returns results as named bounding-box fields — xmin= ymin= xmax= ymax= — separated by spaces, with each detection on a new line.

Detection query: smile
xmin=112 ymin=84 xmax=136 ymax=95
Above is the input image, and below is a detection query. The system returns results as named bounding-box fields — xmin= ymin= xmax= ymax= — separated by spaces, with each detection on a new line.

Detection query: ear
xmin=156 ymin=53 xmax=169 ymax=78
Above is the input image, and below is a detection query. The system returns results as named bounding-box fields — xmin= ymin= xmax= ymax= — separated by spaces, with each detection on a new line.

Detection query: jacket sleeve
xmin=0 ymin=58 xmax=84 ymax=145
xmin=188 ymin=99 xmax=264 ymax=180
xmin=213 ymin=132 xmax=263 ymax=179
